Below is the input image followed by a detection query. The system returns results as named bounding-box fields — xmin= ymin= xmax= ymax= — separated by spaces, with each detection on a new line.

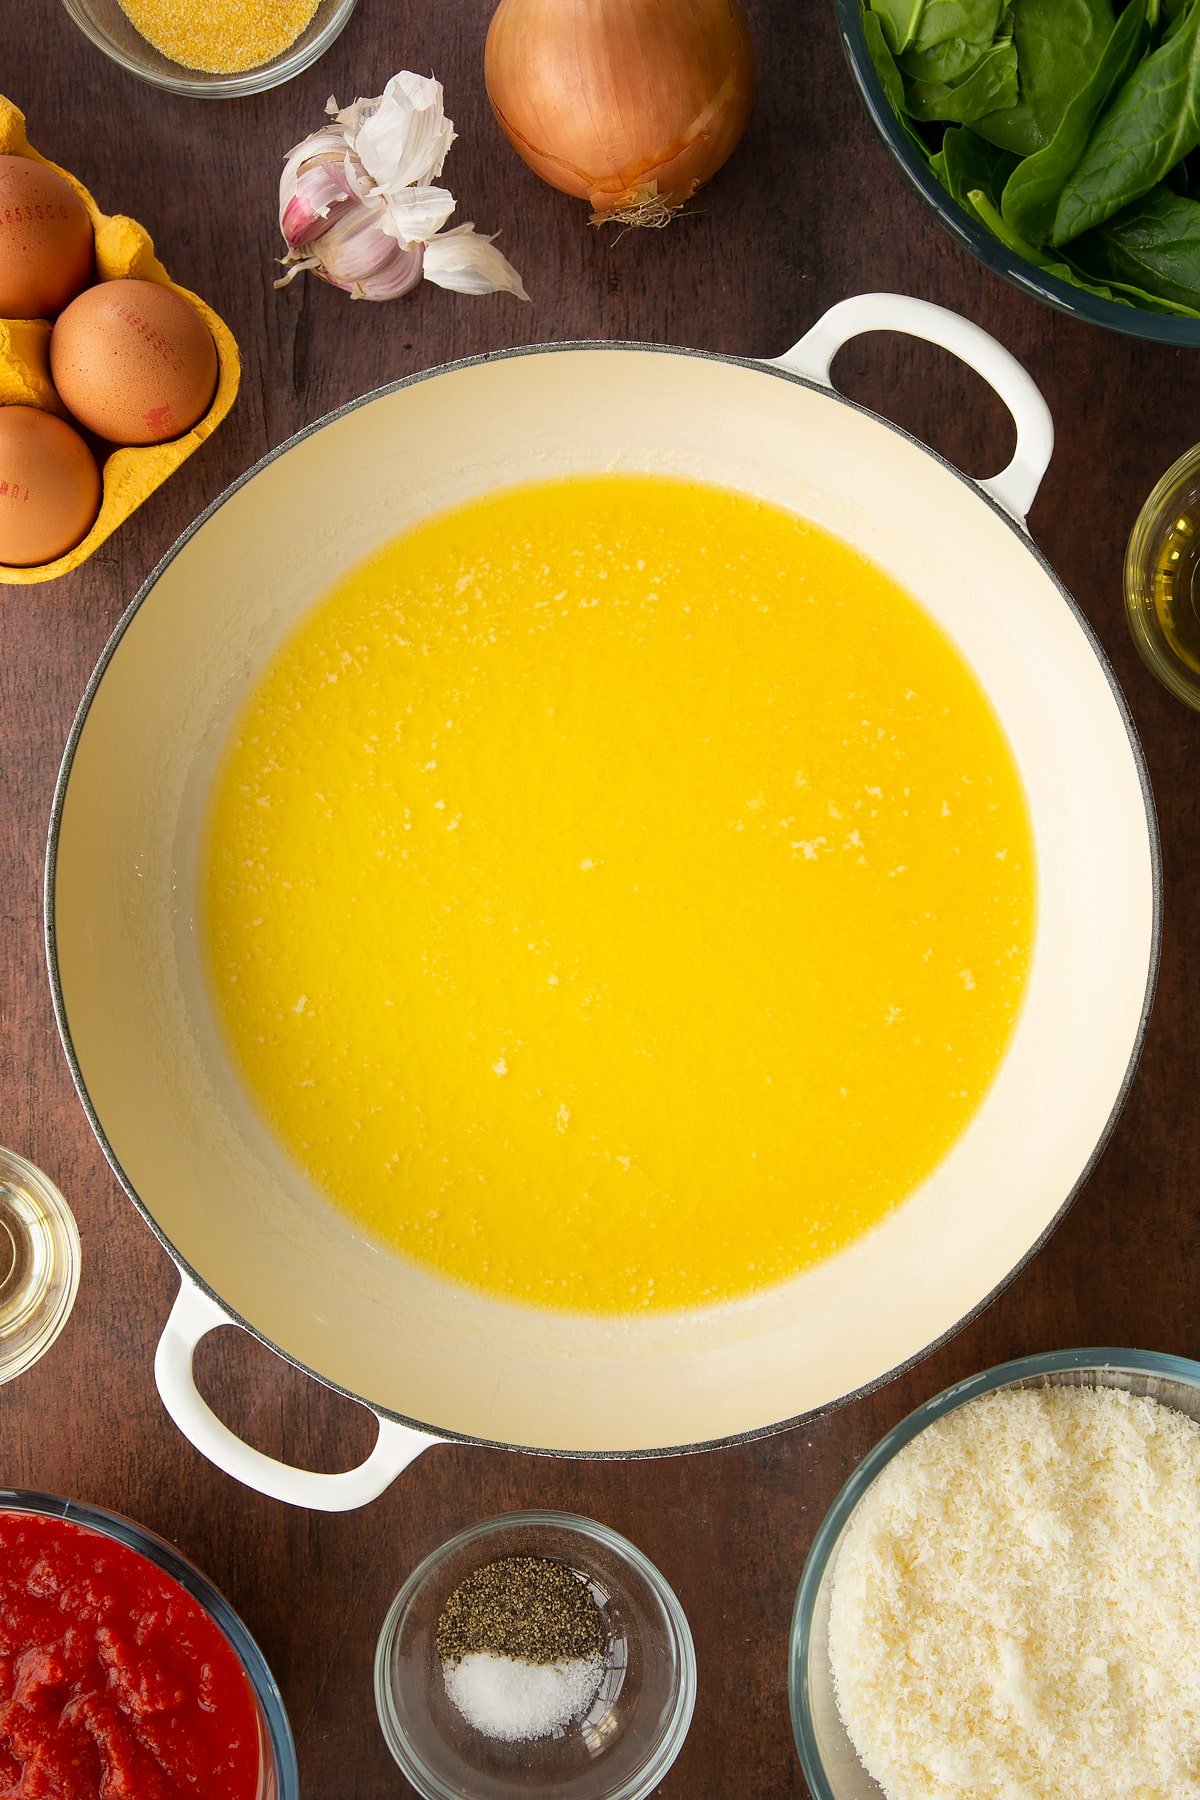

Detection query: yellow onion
xmin=484 ymin=0 xmax=756 ymax=225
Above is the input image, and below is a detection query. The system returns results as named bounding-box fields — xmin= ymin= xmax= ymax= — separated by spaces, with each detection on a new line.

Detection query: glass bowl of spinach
xmin=838 ymin=0 xmax=1200 ymax=341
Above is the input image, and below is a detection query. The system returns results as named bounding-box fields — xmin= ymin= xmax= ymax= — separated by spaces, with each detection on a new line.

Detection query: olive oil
xmin=0 ymin=1150 xmax=80 ymax=1382
xmin=1151 ymin=505 xmax=1200 ymax=679
xmin=1126 ymin=447 xmax=1200 ymax=709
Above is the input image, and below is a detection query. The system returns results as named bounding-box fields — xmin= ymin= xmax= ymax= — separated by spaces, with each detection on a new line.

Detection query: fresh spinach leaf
xmin=932 ymin=126 xmax=1019 ymax=207
xmin=1000 ymin=0 xmax=1153 ymax=244
xmin=863 ymin=7 xmax=939 ymax=158
xmin=972 ymin=0 xmax=1117 ymax=157
xmin=1071 ymin=266 xmax=1200 ymax=310
xmin=1071 ymin=186 xmax=1200 ymax=306
xmin=966 ymin=186 xmax=1135 ymax=298
xmin=1054 ymin=0 xmax=1200 ymax=241
xmin=970 ymin=184 xmax=1200 ymax=309
xmin=968 ymin=186 xmax=1077 ymax=260
xmin=863 ymin=8 xmax=963 ymax=167
xmin=896 ymin=0 xmax=1008 ymax=78
xmin=882 ymin=0 xmax=1006 ymax=51
xmin=912 ymin=0 xmax=1007 ymax=44
xmin=869 ymin=0 xmax=930 ymax=54
xmin=863 ymin=8 xmax=911 ymax=112
xmin=907 ymin=39 xmax=1019 ymax=120
xmin=901 ymin=34 xmax=1000 ymax=86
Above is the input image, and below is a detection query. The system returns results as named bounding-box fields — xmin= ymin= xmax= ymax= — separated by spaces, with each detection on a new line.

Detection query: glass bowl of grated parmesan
xmin=59 ymin=0 xmax=357 ymax=98
xmin=791 ymin=1348 xmax=1200 ymax=1800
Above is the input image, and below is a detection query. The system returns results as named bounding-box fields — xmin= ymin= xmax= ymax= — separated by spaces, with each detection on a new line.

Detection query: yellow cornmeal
xmin=203 ymin=476 xmax=1035 ymax=1314
xmin=117 ymin=0 xmax=320 ymax=74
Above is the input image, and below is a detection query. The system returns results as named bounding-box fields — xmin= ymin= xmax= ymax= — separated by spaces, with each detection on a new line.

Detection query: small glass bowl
xmin=59 ymin=0 xmax=357 ymax=98
xmin=376 ymin=1510 xmax=696 ymax=1800
xmin=1125 ymin=441 xmax=1200 ymax=711
xmin=790 ymin=1348 xmax=1200 ymax=1798
xmin=0 ymin=1148 xmax=81 ymax=1384
xmin=0 ymin=1489 xmax=298 ymax=1798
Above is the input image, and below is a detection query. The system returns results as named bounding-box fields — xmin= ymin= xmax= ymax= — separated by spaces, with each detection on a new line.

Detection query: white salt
xmin=443 ymin=1650 xmax=603 ymax=1742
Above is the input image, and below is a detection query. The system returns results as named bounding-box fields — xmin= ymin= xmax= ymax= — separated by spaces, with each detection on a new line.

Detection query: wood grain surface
xmin=2 ymin=3 xmax=1197 ymax=1795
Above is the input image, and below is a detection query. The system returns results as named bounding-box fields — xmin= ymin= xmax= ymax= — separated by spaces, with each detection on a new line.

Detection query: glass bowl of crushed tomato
xmin=0 ymin=1490 xmax=297 ymax=1798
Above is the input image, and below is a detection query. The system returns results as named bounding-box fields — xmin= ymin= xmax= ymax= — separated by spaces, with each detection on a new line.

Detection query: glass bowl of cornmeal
xmin=375 ymin=1511 xmax=696 ymax=1800
xmin=60 ymin=0 xmax=356 ymax=97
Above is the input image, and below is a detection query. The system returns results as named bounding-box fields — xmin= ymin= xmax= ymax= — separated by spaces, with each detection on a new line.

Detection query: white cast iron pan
xmin=47 ymin=295 xmax=1160 ymax=1509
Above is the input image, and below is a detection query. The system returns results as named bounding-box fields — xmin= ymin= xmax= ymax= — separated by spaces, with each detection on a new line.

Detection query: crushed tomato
xmin=0 ymin=1510 xmax=261 ymax=1799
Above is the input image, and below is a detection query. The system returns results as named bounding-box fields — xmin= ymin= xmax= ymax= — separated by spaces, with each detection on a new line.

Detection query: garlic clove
xmin=374 ymin=183 xmax=457 ymax=247
xmin=352 ymin=73 xmax=457 ymax=191
xmin=422 ymin=224 xmax=530 ymax=300
xmin=328 ymin=242 xmax=425 ymax=301
xmin=277 ymin=222 xmax=424 ymax=300
xmin=318 ymin=205 xmax=408 ymax=282
xmin=355 ymin=244 xmax=426 ymax=300
xmin=280 ymin=158 xmax=360 ymax=247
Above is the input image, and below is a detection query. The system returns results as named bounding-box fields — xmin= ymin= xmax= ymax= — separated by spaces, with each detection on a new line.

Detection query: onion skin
xmin=484 ymin=0 xmax=756 ymax=223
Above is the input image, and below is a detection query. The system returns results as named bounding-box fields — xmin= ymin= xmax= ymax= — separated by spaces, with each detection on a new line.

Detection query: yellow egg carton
xmin=0 ymin=95 xmax=240 ymax=584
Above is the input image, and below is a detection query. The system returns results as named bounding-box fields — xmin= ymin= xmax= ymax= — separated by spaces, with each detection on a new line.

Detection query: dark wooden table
xmin=3 ymin=3 xmax=1198 ymax=1795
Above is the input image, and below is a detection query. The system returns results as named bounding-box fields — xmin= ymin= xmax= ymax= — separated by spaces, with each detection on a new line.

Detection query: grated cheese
xmin=829 ymin=1385 xmax=1200 ymax=1800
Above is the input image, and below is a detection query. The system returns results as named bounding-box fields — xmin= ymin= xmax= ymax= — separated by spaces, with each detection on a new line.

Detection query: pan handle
xmin=770 ymin=292 xmax=1054 ymax=529
xmin=154 ymin=1278 xmax=439 ymax=1511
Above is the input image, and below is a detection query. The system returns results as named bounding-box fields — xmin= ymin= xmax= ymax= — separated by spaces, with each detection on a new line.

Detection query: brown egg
xmin=50 ymin=278 xmax=218 ymax=446
xmin=0 ymin=406 xmax=101 ymax=567
xmin=0 ymin=155 xmax=94 ymax=319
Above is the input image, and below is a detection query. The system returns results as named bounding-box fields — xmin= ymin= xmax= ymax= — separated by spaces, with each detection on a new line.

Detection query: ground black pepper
xmin=437 ymin=1556 xmax=607 ymax=1665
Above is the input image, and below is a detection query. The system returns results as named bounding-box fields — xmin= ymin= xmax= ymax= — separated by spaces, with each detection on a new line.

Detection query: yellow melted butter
xmin=203 ymin=475 xmax=1035 ymax=1314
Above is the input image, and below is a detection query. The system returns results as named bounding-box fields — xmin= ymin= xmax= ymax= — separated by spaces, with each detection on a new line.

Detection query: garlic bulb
xmin=277 ymin=73 xmax=529 ymax=302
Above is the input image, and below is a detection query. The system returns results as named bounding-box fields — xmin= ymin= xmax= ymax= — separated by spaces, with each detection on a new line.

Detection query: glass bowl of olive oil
xmin=0 ymin=1149 xmax=81 ymax=1383
xmin=1126 ymin=443 xmax=1200 ymax=712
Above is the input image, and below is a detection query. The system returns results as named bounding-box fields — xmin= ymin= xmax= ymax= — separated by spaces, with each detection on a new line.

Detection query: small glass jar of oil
xmin=1125 ymin=442 xmax=1200 ymax=711
xmin=0 ymin=1148 xmax=81 ymax=1382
